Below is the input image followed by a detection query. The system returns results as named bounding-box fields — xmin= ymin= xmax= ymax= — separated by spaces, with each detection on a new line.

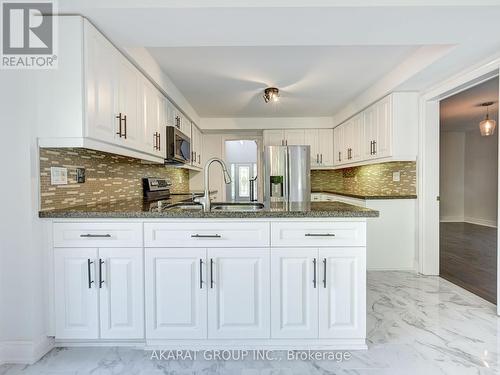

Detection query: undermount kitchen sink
xmin=211 ymin=202 xmax=265 ymax=212
xmin=164 ymin=202 xmax=265 ymax=212
xmin=164 ymin=202 xmax=203 ymax=211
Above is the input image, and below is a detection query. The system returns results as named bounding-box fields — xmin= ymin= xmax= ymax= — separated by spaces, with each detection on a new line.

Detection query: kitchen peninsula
xmin=40 ymin=199 xmax=377 ymax=350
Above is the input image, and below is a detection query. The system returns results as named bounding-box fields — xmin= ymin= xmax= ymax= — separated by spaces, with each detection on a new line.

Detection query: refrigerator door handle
xmin=284 ymin=147 xmax=290 ymax=203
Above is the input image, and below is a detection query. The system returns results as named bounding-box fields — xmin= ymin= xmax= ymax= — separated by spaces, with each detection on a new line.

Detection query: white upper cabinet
xmin=84 ymin=23 xmax=118 ymax=145
xmin=264 ymin=129 xmax=334 ymax=168
xmin=41 ymin=17 xmax=198 ymax=165
xmin=334 ymin=92 xmax=418 ymax=167
xmin=284 ymin=129 xmax=305 ymax=145
xmin=263 ymin=130 xmax=285 ymax=146
xmin=142 ymin=81 xmax=166 ymax=158
xmin=333 ymin=124 xmax=344 ymax=166
xmin=191 ymin=124 xmax=203 ymax=168
xmin=317 ymin=129 xmax=334 ymax=167
xmin=263 ymin=129 xmax=305 ymax=146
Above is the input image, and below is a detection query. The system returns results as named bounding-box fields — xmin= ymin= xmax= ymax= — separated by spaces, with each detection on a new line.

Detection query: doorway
xmin=224 ymin=140 xmax=259 ymax=202
xmin=439 ymin=77 xmax=499 ymax=304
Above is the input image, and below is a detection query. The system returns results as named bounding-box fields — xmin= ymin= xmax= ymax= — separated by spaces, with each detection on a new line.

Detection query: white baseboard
xmin=440 ymin=217 xmax=497 ymax=228
xmin=0 ymin=336 xmax=54 ymax=365
xmin=440 ymin=216 xmax=465 ymax=223
xmin=464 ymin=217 xmax=497 ymax=228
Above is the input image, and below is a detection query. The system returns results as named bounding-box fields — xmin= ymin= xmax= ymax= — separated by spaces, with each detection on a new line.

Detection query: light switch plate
xmin=392 ymin=171 xmax=401 ymax=182
xmin=50 ymin=167 xmax=68 ymax=185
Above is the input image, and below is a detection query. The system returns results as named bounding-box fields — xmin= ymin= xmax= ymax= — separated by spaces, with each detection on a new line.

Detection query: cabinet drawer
xmin=145 ymin=222 xmax=270 ymax=247
xmin=53 ymin=222 xmax=143 ymax=248
xmin=271 ymin=222 xmax=365 ymax=247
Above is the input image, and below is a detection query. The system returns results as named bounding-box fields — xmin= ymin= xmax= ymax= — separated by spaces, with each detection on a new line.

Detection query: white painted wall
xmin=440 ymin=129 xmax=498 ymax=227
xmin=0 ymin=71 xmax=51 ymax=364
xmin=440 ymin=132 xmax=465 ymax=221
xmin=199 ymin=117 xmax=332 ymax=130
xmin=464 ymin=130 xmax=498 ymax=227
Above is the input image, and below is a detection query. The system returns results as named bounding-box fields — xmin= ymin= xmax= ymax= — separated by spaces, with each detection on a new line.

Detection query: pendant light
xmin=479 ymin=102 xmax=496 ymax=137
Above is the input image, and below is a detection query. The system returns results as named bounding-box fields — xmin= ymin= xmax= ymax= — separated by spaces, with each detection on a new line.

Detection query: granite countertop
xmin=39 ymin=197 xmax=379 ymax=219
xmin=312 ymin=190 xmax=417 ymax=200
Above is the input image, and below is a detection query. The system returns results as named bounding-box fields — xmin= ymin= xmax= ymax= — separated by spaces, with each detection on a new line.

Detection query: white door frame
xmin=418 ymin=54 xmax=500 ymax=312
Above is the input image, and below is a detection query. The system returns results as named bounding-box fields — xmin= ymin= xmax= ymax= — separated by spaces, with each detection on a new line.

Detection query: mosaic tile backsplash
xmin=311 ymin=161 xmax=416 ymax=196
xmin=39 ymin=148 xmax=190 ymax=211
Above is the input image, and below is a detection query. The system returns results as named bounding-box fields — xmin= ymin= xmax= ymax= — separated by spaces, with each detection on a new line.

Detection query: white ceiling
xmin=148 ymin=46 xmax=417 ymax=117
xmin=59 ymin=1 xmax=500 ymax=119
xmin=440 ymin=77 xmax=499 ymax=132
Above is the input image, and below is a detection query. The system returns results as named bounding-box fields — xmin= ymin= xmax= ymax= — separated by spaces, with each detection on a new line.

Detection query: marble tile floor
xmin=1 ymin=271 xmax=499 ymax=375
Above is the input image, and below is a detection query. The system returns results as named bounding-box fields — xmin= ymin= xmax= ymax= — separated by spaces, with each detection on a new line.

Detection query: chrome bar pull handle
xmin=323 ymin=258 xmax=327 ymax=288
xmin=191 ymin=234 xmax=221 ymax=238
xmin=115 ymin=113 xmax=122 ymax=137
xmin=80 ymin=234 xmax=111 ymax=238
xmin=199 ymin=259 xmax=203 ymax=289
xmin=210 ymin=258 xmax=214 ymax=289
xmin=87 ymin=259 xmax=94 ymax=289
xmin=313 ymin=258 xmax=317 ymax=288
xmin=123 ymin=114 xmax=127 ymax=139
xmin=99 ymin=259 xmax=104 ymax=288
xmin=305 ymin=233 xmax=335 ymax=237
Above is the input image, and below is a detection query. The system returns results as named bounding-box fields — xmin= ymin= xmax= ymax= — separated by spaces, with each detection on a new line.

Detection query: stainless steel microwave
xmin=165 ymin=126 xmax=191 ymax=164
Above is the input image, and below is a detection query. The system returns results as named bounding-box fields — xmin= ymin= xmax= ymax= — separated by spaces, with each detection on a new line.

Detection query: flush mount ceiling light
xmin=479 ymin=101 xmax=497 ymax=137
xmin=263 ymin=87 xmax=280 ymax=103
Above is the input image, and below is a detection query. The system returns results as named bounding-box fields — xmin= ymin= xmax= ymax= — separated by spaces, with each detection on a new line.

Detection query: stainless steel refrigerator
xmin=264 ymin=145 xmax=311 ymax=204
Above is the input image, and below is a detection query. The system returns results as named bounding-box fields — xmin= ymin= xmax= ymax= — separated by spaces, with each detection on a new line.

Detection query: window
xmin=238 ymin=166 xmax=250 ymax=197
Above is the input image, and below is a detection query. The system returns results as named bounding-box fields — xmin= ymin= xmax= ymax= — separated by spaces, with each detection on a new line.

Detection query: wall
xmin=464 ymin=130 xmax=498 ymax=226
xmin=439 ymin=132 xmax=465 ymax=221
xmin=200 ymin=117 xmax=332 ymax=130
xmin=0 ymin=70 xmax=49 ymax=365
xmin=39 ymin=148 xmax=190 ymax=211
xmin=311 ymin=161 xmax=417 ymax=197
xmin=440 ymin=130 xmax=498 ymax=227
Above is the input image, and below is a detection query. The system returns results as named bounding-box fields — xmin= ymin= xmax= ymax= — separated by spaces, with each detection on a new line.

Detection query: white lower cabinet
xmin=145 ymin=247 xmax=270 ymax=340
xmin=208 ymin=248 xmax=270 ymax=339
xmin=271 ymin=249 xmax=318 ymax=338
xmin=145 ymin=248 xmax=207 ymax=339
xmin=99 ymin=248 xmax=144 ymax=339
xmin=270 ymin=247 xmax=366 ymax=340
xmin=54 ymin=247 xmax=144 ymax=340
xmin=52 ymin=220 xmax=367 ymax=348
xmin=54 ymin=248 xmax=99 ymax=339
xmin=319 ymin=248 xmax=366 ymax=339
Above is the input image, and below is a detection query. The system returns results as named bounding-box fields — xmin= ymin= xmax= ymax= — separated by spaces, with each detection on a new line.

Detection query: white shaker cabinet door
xmin=271 ymin=249 xmax=319 ymax=338
xmin=54 ymin=248 xmax=99 ymax=340
xmin=319 ymin=248 xmax=366 ymax=339
xmin=145 ymin=248 xmax=207 ymax=339
xmin=375 ymin=95 xmax=393 ymax=158
xmin=84 ymin=22 xmax=119 ymax=145
xmin=99 ymin=248 xmax=144 ymax=339
xmin=318 ymin=128 xmax=334 ymax=167
xmin=263 ymin=130 xmax=285 ymax=146
xmin=207 ymin=248 xmax=270 ymax=339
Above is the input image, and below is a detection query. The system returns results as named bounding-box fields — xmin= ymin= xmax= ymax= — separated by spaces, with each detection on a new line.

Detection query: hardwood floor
xmin=440 ymin=222 xmax=497 ymax=304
